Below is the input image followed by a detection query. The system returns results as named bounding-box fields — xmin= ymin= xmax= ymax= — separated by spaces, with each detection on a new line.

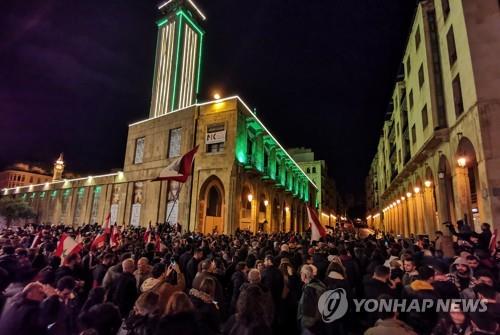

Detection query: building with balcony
xmin=366 ymin=0 xmax=500 ymax=236
xmin=1 ymin=0 xmax=317 ymax=233
xmin=0 ymin=163 xmax=52 ymax=189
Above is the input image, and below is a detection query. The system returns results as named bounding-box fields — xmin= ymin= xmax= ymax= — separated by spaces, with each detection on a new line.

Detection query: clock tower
xmin=149 ymin=0 xmax=206 ymax=118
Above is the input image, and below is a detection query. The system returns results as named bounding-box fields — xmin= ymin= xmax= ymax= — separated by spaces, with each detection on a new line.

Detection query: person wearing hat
xmin=447 ymin=257 xmax=476 ymax=292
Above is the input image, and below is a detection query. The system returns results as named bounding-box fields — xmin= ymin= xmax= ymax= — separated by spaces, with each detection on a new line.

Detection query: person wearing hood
xmin=447 ymin=257 xmax=476 ymax=292
xmin=189 ymin=277 xmax=220 ymax=335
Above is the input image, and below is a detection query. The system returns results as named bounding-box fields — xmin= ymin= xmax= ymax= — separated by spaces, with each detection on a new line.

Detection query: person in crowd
xmin=364 ymin=295 xmax=417 ymax=335
xmin=189 ymin=277 xmax=221 ymax=335
xmin=121 ymin=291 xmax=160 ymax=335
xmin=93 ymin=253 xmax=113 ymax=288
xmin=108 ymin=258 xmax=137 ymax=318
xmin=401 ymin=255 xmax=419 ymax=286
xmin=154 ymin=291 xmax=199 ymax=335
xmin=364 ymin=265 xmax=395 ymax=299
xmin=79 ymin=303 xmax=122 ymax=335
xmin=223 ymin=284 xmax=273 ymax=335
xmin=229 ymin=261 xmax=247 ymax=313
xmin=186 ymin=248 xmax=204 ymax=289
xmin=141 ymin=262 xmax=185 ymax=315
xmin=55 ymin=253 xmax=82 ymax=284
xmin=447 ymin=257 xmax=476 ymax=292
xmin=134 ymin=258 xmax=152 ymax=291
xmin=261 ymin=254 xmax=284 ymax=320
xmin=297 ymin=264 xmax=326 ymax=334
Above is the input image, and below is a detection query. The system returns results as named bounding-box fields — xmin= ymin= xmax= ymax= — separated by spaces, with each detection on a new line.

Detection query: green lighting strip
xmin=170 ymin=13 xmax=184 ymax=111
xmin=157 ymin=17 xmax=168 ymax=27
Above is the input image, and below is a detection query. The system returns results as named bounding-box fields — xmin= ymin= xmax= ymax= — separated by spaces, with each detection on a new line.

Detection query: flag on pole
xmin=152 ymin=146 xmax=198 ymax=183
xmin=91 ymin=232 xmax=107 ymax=251
xmin=55 ymin=233 xmax=82 ymax=260
xmin=155 ymin=234 xmax=162 ymax=252
xmin=30 ymin=231 xmax=43 ymax=249
xmin=144 ymin=224 xmax=152 ymax=244
xmin=307 ymin=206 xmax=327 ymax=241
xmin=110 ymin=225 xmax=121 ymax=248
xmin=489 ymin=229 xmax=497 ymax=255
xmin=103 ymin=212 xmax=111 ymax=234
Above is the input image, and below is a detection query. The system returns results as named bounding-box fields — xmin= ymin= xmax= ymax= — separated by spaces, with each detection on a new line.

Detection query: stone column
xmin=455 ymin=167 xmax=473 ymax=227
xmin=423 ymin=186 xmax=437 ymax=238
xmin=414 ymin=192 xmax=425 ymax=235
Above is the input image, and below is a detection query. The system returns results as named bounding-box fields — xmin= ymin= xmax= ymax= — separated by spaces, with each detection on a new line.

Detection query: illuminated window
xmin=168 ymin=128 xmax=182 ymax=158
xmin=134 ymin=137 xmax=145 ymax=164
xmin=206 ymin=124 xmax=225 ymax=153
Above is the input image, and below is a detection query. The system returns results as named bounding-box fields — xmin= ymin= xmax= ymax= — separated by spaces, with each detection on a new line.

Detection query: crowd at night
xmin=0 ymin=221 xmax=499 ymax=335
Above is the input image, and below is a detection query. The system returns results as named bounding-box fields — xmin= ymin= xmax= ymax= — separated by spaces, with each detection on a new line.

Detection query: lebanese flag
xmin=91 ymin=232 xmax=107 ymax=251
xmin=152 ymin=146 xmax=198 ymax=183
xmin=103 ymin=212 xmax=111 ymax=234
xmin=55 ymin=233 xmax=82 ymax=260
xmin=155 ymin=234 xmax=162 ymax=252
xmin=144 ymin=224 xmax=152 ymax=244
xmin=110 ymin=225 xmax=121 ymax=248
xmin=489 ymin=229 xmax=497 ymax=255
xmin=307 ymin=206 xmax=327 ymax=241
xmin=30 ymin=231 xmax=43 ymax=249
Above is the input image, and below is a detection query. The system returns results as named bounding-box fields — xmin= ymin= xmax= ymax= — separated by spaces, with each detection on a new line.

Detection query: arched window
xmin=207 ymin=186 xmax=221 ymax=217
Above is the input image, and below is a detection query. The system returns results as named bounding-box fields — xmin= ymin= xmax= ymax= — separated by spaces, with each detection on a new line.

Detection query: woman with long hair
xmin=154 ymin=292 xmax=199 ymax=335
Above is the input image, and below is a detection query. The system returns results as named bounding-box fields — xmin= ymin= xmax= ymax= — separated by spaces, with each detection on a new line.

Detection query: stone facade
xmin=366 ymin=0 xmax=500 ymax=236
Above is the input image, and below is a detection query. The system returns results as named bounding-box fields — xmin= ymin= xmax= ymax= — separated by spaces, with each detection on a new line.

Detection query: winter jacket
xmin=141 ymin=273 xmax=185 ymax=315
xmin=364 ymin=318 xmax=417 ymax=335
xmin=121 ymin=314 xmax=159 ymax=335
xmin=189 ymin=288 xmax=221 ymax=335
xmin=261 ymin=265 xmax=284 ymax=312
xmin=222 ymin=314 xmax=272 ymax=335
xmin=109 ymin=272 xmax=138 ymax=317
xmin=401 ymin=280 xmax=440 ymax=335
xmin=154 ymin=311 xmax=200 ymax=335
xmin=297 ymin=278 xmax=326 ymax=333
xmin=0 ymin=296 xmax=47 ymax=335
xmin=229 ymin=270 xmax=246 ymax=313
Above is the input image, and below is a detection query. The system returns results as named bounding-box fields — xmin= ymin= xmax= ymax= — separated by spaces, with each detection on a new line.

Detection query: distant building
xmin=1 ymin=1 xmax=317 ymax=233
xmin=0 ymin=163 xmax=52 ymax=189
xmin=366 ymin=0 xmax=500 ymax=235
xmin=288 ymin=147 xmax=338 ymax=226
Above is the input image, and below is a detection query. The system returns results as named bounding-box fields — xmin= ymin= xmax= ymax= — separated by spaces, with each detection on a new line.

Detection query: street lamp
xmin=213 ymin=93 xmax=221 ymax=100
xmin=414 ymin=187 xmax=421 ymax=194
xmin=247 ymin=193 xmax=253 ymax=203
xmin=457 ymin=156 xmax=467 ymax=168
xmin=397 ymin=200 xmax=401 ymax=204
xmin=264 ymin=199 xmax=269 ymax=207
xmin=406 ymin=192 xmax=412 ymax=198
xmin=401 ymin=196 xmax=405 ymax=201
xmin=424 ymin=180 xmax=432 ymax=188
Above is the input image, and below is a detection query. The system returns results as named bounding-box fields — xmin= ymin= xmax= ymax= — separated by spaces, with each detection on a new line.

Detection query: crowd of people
xmin=0 ymin=220 xmax=499 ymax=335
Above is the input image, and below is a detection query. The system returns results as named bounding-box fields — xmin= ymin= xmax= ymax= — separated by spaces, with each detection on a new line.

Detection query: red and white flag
xmin=152 ymin=146 xmax=198 ymax=183
xmin=489 ymin=229 xmax=497 ymax=255
xmin=55 ymin=233 xmax=82 ymax=260
xmin=110 ymin=225 xmax=121 ymax=248
xmin=155 ymin=234 xmax=162 ymax=252
xmin=91 ymin=232 xmax=107 ymax=251
xmin=75 ymin=232 xmax=83 ymax=244
xmin=307 ymin=206 xmax=327 ymax=242
xmin=103 ymin=212 xmax=111 ymax=234
xmin=144 ymin=225 xmax=152 ymax=244
xmin=30 ymin=231 xmax=43 ymax=249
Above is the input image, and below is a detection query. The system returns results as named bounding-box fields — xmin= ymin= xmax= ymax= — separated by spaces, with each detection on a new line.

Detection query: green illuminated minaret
xmin=149 ymin=0 xmax=205 ymax=118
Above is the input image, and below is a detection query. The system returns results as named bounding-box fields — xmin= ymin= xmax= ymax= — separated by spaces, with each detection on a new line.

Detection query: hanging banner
xmin=110 ymin=204 xmax=119 ymax=226
xmin=130 ymin=203 xmax=141 ymax=228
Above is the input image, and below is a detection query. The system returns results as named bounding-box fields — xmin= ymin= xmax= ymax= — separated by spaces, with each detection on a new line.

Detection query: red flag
xmin=490 ymin=229 xmax=497 ymax=255
xmin=152 ymin=146 xmax=198 ymax=183
xmin=144 ymin=224 xmax=152 ymax=244
xmin=55 ymin=233 xmax=82 ymax=261
xmin=91 ymin=232 xmax=107 ymax=251
xmin=103 ymin=212 xmax=111 ymax=234
xmin=306 ymin=206 xmax=327 ymax=241
xmin=75 ymin=232 xmax=83 ymax=244
xmin=110 ymin=225 xmax=121 ymax=248
xmin=155 ymin=234 xmax=162 ymax=252
xmin=30 ymin=231 xmax=43 ymax=249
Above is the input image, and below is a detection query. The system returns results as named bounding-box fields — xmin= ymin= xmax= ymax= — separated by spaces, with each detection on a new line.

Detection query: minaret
xmin=149 ymin=0 xmax=206 ymax=118
xmin=53 ymin=153 xmax=65 ymax=181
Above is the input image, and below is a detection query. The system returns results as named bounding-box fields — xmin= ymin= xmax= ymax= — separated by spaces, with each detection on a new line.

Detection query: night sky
xmin=0 ymin=0 xmax=416 ymax=216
